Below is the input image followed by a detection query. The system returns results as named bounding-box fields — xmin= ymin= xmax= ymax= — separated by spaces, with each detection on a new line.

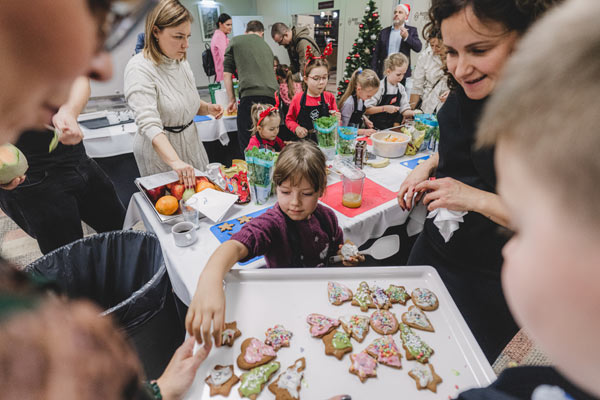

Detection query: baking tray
xmin=185 ymin=266 xmax=496 ymax=399
xmin=134 ymin=178 xmax=185 ymax=224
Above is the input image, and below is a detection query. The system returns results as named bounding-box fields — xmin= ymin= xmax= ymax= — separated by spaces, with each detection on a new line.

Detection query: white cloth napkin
xmin=426 ymin=208 xmax=468 ymax=243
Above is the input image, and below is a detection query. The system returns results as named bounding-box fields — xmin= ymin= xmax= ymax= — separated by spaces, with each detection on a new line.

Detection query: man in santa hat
xmin=371 ymin=3 xmax=422 ymax=82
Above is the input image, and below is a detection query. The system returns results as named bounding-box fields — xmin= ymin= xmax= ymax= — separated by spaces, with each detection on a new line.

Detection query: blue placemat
xmin=193 ymin=115 xmax=211 ymax=122
xmin=400 ymin=155 xmax=431 ymax=170
xmin=209 ymin=207 xmax=272 ymax=266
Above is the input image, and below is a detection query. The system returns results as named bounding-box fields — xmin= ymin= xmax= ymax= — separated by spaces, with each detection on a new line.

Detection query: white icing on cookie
xmin=276 ymin=359 xmax=304 ymax=398
xmin=207 ymin=366 xmax=232 ymax=386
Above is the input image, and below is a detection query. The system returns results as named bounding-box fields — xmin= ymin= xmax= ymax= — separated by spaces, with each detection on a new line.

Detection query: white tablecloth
xmin=124 ymin=152 xmax=429 ymax=305
xmin=81 ymin=115 xmax=237 ymax=158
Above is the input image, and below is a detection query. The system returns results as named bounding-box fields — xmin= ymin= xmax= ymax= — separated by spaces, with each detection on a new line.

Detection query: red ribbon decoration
xmin=304 ymin=42 xmax=334 ymax=75
xmin=256 ymin=94 xmax=280 ymax=127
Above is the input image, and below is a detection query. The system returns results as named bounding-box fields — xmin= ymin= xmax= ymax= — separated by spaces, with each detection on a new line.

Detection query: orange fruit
xmin=195 ymin=180 xmax=216 ymax=193
xmin=155 ymin=195 xmax=178 ymax=215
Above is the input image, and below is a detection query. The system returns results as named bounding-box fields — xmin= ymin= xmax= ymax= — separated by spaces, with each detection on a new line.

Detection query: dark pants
xmin=408 ymin=231 xmax=519 ymax=363
xmin=237 ymin=95 xmax=275 ymax=153
xmin=0 ymin=157 xmax=126 ymax=254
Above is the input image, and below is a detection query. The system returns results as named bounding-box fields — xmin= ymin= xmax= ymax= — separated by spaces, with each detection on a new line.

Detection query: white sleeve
xmin=398 ymin=84 xmax=411 ymax=113
xmin=124 ymin=58 xmax=164 ymax=141
xmin=365 ymin=83 xmax=384 ymax=108
xmin=411 ymin=52 xmax=427 ymax=96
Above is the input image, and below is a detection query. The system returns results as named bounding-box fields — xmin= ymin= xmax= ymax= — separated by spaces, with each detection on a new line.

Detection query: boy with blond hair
xmin=459 ymin=0 xmax=600 ymax=398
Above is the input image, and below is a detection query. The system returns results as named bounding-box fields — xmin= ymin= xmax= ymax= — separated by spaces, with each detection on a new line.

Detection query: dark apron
xmin=370 ymin=77 xmax=402 ymax=130
xmin=348 ymin=95 xmax=366 ymax=127
xmin=297 ymin=92 xmax=330 ymax=143
xmin=255 ymin=135 xmax=283 ymax=152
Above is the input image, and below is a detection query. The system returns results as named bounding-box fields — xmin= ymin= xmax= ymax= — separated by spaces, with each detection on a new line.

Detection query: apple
xmin=182 ymin=188 xmax=195 ymax=202
xmin=146 ymin=185 xmax=166 ymax=203
xmin=170 ymin=183 xmax=185 ymax=200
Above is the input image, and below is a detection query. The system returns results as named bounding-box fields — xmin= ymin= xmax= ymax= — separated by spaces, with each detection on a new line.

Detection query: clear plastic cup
xmin=341 ymin=167 xmax=365 ymax=208
xmin=179 ymin=199 xmax=199 ymax=227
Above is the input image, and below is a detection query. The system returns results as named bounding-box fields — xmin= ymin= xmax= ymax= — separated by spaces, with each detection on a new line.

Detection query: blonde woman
xmin=125 ymin=0 xmax=222 ymax=187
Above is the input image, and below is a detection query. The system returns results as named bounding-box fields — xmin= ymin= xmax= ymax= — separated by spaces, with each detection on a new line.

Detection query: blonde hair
xmin=276 ymin=64 xmax=297 ymax=99
xmin=250 ymin=103 xmax=280 ymax=135
xmin=338 ymin=68 xmax=380 ymax=109
xmin=384 ymin=52 xmax=409 ymax=73
xmin=302 ymin=58 xmax=329 ymax=92
xmin=143 ymin=0 xmax=193 ymax=64
xmin=477 ymin=0 xmax=600 ymax=227
xmin=273 ymin=141 xmax=326 ymax=193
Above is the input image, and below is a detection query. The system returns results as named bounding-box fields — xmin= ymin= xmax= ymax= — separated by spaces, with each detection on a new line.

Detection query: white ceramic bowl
xmin=371 ymin=131 xmax=411 ymax=158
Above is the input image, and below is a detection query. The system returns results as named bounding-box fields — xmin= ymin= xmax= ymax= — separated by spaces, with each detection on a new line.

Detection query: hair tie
xmin=357 ymin=67 xmax=363 ymax=75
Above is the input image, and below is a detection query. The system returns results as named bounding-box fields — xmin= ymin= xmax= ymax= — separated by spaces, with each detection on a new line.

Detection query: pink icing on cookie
xmin=350 ymin=351 xmax=377 ymax=378
xmin=366 ymin=335 xmax=402 ymax=368
xmin=370 ymin=310 xmax=398 ymax=334
xmin=244 ymin=338 xmax=276 ymax=363
xmin=306 ymin=313 xmax=340 ymax=337
xmin=265 ymin=325 xmax=293 ymax=351
xmin=328 ymin=281 xmax=352 ymax=304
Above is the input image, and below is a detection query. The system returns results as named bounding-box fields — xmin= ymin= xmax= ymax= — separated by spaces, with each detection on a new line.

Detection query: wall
xmin=91 ymin=0 xmax=257 ymax=98
xmin=91 ymin=0 xmax=431 ymax=98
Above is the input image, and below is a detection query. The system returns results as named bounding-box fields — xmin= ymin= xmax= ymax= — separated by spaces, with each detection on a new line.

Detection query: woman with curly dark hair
xmin=397 ymin=0 xmax=563 ymax=362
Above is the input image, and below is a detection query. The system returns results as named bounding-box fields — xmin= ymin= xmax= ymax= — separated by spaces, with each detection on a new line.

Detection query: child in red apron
xmin=337 ymin=68 xmax=380 ymax=136
xmin=245 ymin=99 xmax=285 ymax=152
xmin=285 ymin=43 xmax=339 ymax=143
xmin=365 ymin=53 xmax=417 ymax=129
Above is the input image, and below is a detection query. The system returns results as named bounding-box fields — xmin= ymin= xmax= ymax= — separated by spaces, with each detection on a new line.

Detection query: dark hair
xmin=217 ymin=13 xmax=231 ymax=28
xmin=276 ymin=64 xmax=297 ymax=98
xmin=271 ymin=22 xmax=290 ymax=38
xmin=429 ymin=0 xmax=563 ymax=89
xmin=246 ymin=20 xmax=265 ymax=33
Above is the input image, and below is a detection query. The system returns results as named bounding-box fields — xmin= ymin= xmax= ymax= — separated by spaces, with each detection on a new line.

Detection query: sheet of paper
xmin=186 ymin=188 xmax=238 ymax=223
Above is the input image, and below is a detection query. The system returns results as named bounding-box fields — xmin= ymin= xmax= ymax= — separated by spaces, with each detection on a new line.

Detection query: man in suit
xmin=371 ymin=3 xmax=422 ymax=82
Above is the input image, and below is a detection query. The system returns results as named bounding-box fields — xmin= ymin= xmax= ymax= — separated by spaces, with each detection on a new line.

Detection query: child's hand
xmin=295 ymin=126 xmax=308 ymax=138
xmin=359 ymin=128 xmax=376 ymax=137
xmin=337 ymin=244 xmax=365 ymax=266
xmin=185 ymin=271 xmax=226 ymax=349
xmin=330 ymin=110 xmax=342 ymax=123
xmin=384 ymin=105 xmax=400 ymax=114
xmin=364 ymin=117 xmax=374 ymax=129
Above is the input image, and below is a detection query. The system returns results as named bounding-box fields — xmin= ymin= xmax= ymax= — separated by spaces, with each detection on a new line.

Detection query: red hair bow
xmin=257 ymin=94 xmax=280 ymax=127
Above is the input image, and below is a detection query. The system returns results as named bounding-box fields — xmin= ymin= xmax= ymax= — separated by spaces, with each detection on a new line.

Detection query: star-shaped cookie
xmin=408 ymin=363 xmax=443 ymax=393
xmin=237 ymin=215 xmax=253 ymax=224
xmin=218 ymin=222 xmax=235 ymax=232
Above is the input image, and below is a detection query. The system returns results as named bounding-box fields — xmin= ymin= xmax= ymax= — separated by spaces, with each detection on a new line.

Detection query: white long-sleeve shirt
xmin=411 ymin=45 xmax=448 ymax=114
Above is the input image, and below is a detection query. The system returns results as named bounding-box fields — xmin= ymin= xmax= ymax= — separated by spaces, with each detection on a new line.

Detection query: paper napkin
xmin=186 ymin=188 xmax=238 ymax=223
xmin=426 ymin=208 xmax=468 ymax=243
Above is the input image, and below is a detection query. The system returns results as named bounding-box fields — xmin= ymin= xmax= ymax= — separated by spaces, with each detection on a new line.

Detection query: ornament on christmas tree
xmin=345 ymin=79 xmax=349 ymax=83
xmin=354 ymin=54 xmax=360 ymax=58
xmin=357 ymin=38 xmax=363 ymax=44
xmin=364 ymin=48 xmax=370 ymax=55
xmin=373 ymin=13 xmax=378 ymax=18
xmin=359 ymin=24 xmax=364 ymax=28
xmin=353 ymin=43 xmax=357 ymax=47
xmin=368 ymin=18 xmax=372 ymax=22
xmin=365 ymin=6 xmax=370 ymax=11
xmin=371 ymin=34 xmax=377 ymax=40
xmin=365 ymin=29 xmax=369 ymax=33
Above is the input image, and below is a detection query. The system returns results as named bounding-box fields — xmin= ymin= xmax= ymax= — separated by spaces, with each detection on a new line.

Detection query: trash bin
xmin=25 ymin=230 xmax=184 ymax=379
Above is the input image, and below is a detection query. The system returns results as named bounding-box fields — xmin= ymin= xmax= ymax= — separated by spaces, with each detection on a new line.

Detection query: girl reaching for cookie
xmin=338 ymin=68 xmax=380 ymax=136
xmin=245 ymin=101 xmax=285 ymax=152
xmin=186 ymin=141 xmax=359 ymax=347
xmin=285 ymin=43 xmax=340 ymax=143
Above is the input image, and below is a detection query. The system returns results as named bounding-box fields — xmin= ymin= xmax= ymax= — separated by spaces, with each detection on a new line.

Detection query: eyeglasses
xmin=308 ymin=75 xmax=329 ymax=82
xmin=100 ymin=0 xmax=159 ymax=52
xmin=274 ymin=35 xmax=284 ymax=45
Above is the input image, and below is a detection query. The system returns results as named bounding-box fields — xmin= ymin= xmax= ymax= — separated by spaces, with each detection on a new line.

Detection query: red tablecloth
xmin=320 ymin=178 xmax=397 ymax=218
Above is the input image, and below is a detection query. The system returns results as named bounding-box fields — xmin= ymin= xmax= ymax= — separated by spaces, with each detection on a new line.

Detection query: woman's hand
xmin=384 ymin=105 xmax=400 ymax=114
xmin=415 ymin=177 xmax=479 ymax=212
xmin=0 ymin=176 xmax=25 ymax=191
xmin=156 ymin=337 xmax=210 ymax=400
xmin=170 ymin=160 xmax=195 ymax=188
xmin=295 ymin=126 xmax=308 ymax=138
xmin=185 ymin=270 xmax=226 ymax=349
xmin=397 ymin=159 xmax=436 ymax=211
xmin=439 ymin=90 xmax=450 ymax=103
xmin=52 ymin=109 xmax=84 ymax=145
xmin=208 ymin=104 xmax=224 ymax=119
xmin=227 ymin=100 xmax=237 ymax=115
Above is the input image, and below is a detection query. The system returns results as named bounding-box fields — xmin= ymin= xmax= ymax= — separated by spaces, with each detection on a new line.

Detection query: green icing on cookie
xmin=239 ymin=362 xmax=280 ymax=396
xmin=399 ymin=323 xmax=433 ymax=362
xmin=332 ymin=331 xmax=352 ymax=349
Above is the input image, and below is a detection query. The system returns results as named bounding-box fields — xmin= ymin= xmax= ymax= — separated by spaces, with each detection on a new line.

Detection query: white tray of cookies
xmin=185 ymin=266 xmax=496 ymax=400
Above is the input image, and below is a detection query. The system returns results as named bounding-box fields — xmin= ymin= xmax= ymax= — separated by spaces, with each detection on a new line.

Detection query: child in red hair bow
xmin=246 ymin=96 xmax=286 ymax=152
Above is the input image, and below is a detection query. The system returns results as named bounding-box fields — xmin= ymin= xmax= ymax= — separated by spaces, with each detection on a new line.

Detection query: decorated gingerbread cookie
xmin=402 ymin=305 xmax=434 ymax=332
xmin=237 ymin=338 xmax=277 ymax=370
xmin=268 ymin=357 xmax=306 ymax=400
xmin=340 ymin=314 xmax=370 ymax=343
xmin=239 ymin=361 xmax=280 ymax=399
xmin=349 ymin=351 xmax=378 ymax=383
xmin=351 ymin=281 xmax=374 ymax=312
xmin=323 ymin=330 xmax=353 ymax=360
xmin=221 ymin=321 xmax=241 ymax=346
xmin=265 ymin=324 xmax=293 ymax=351
xmin=327 ymin=281 xmax=353 ymax=305
xmin=306 ymin=313 xmax=340 ymax=338
xmin=408 ymin=363 xmax=443 ymax=393
xmin=370 ymin=309 xmax=399 ymax=335
xmin=411 ymin=288 xmax=439 ymax=311
xmin=386 ymin=284 xmax=410 ymax=305
xmin=218 ymin=222 xmax=235 ymax=232
xmin=365 ymin=335 xmax=403 ymax=369
xmin=205 ymin=365 xmax=239 ymax=397
xmin=370 ymin=285 xmax=392 ymax=310
xmin=399 ymin=323 xmax=434 ymax=364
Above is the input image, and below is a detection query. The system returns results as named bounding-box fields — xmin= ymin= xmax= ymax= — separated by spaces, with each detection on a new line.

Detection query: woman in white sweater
xmin=125 ymin=0 xmax=222 ymax=188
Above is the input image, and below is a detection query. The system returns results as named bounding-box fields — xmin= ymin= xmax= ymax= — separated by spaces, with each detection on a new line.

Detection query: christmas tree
xmin=337 ymin=0 xmax=382 ymax=98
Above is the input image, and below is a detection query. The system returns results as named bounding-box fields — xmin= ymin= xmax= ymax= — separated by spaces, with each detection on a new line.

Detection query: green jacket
xmin=286 ymin=25 xmax=321 ymax=76
xmin=223 ymin=33 xmax=278 ymax=99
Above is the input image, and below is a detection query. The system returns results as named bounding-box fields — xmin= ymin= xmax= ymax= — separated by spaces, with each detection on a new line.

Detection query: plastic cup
xmin=342 ymin=169 xmax=365 ymax=209
xmin=179 ymin=199 xmax=199 ymax=227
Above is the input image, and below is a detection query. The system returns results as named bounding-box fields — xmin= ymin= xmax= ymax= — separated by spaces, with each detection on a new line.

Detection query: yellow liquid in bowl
xmin=342 ymin=193 xmax=362 ymax=208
